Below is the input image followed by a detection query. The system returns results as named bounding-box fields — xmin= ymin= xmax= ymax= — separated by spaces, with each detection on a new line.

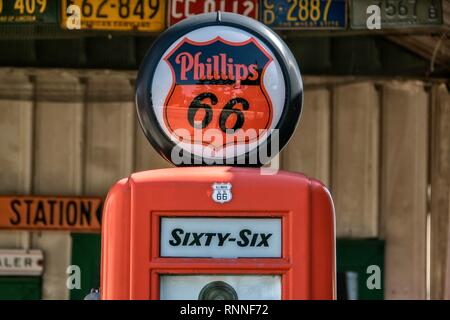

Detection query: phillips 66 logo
xmin=163 ymin=36 xmax=273 ymax=150
xmin=136 ymin=13 xmax=303 ymax=166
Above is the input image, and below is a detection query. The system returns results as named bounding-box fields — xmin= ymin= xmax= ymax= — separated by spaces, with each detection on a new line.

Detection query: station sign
xmin=136 ymin=12 xmax=303 ymax=166
xmin=168 ymin=0 xmax=259 ymax=26
xmin=0 ymin=250 xmax=44 ymax=276
xmin=351 ymin=0 xmax=443 ymax=29
xmin=0 ymin=196 xmax=102 ymax=232
xmin=261 ymin=0 xmax=347 ymax=29
xmin=60 ymin=0 xmax=166 ymax=32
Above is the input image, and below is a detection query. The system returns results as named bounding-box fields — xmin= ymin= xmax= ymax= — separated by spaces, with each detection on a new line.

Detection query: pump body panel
xmin=101 ymin=166 xmax=335 ymax=300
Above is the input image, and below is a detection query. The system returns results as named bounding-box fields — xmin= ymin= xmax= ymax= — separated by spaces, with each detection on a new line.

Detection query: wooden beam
xmin=381 ymin=81 xmax=428 ymax=299
xmin=31 ymin=73 xmax=85 ymax=299
xmin=332 ymin=82 xmax=380 ymax=238
xmin=135 ymin=124 xmax=172 ymax=172
xmin=282 ymin=87 xmax=330 ymax=185
xmin=84 ymin=75 xmax=135 ymax=196
xmin=387 ymin=35 xmax=450 ymax=70
xmin=431 ymin=83 xmax=450 ymax=300
xmin=0 ymin=70 xmax=33 ymax=249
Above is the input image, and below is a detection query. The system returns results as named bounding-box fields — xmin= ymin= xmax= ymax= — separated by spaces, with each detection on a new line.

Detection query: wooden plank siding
xmin=30 ymin=72 xmax=85 ymax=299
xmin=0 ymin=70 xmax=33 ymax=249
xmin=431 ymin=83 xmax=450 ymax=300
xmin=84 ymin=75 xmax=135 ymax=196
xmin=283 ymin=88 xmax=330 ymax=186
xmin=332 ymin=83 xmax=380 ymax=238
xmin=135 ymin=124 xmax=173 ymax=172
xmin=0 ymin=69 xmax=447 ymax=299
xmin=380 ymin=81 xmax=429 ymax=299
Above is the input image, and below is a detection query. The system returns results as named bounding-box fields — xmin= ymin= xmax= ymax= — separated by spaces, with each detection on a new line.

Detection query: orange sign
xmin=163 ymin=37 xmax=273 ymax=150
xmin=0 ymin=196 xmax=102 ymax=232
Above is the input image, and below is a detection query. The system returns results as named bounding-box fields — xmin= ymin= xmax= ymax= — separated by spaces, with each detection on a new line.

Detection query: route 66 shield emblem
xmin=212 ymin=183 xmax=232 ymax=204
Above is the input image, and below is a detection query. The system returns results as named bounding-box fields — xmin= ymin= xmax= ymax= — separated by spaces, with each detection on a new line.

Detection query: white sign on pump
xmin=160 ymin=217 xmax=282 ymax=258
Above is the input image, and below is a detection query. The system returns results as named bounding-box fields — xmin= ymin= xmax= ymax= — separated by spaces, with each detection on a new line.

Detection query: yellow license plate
xmin=61 ymin=0 xmax=165 ymax=32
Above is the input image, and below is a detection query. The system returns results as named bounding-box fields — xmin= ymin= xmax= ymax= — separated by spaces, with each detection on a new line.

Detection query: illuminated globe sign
xmin=136 ymin=12 xmax=303 ymax=166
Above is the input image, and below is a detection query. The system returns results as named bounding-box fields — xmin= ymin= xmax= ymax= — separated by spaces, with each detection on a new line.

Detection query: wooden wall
xmin=0 ymin=68 xmax=448 ymax=299
xmin=0 ymin=69 xmax=171 ymax=299
xmin=284 ymin=79 xmax=433 ymax=299
xmin=431 ymin=83 xmax=450 ymax=300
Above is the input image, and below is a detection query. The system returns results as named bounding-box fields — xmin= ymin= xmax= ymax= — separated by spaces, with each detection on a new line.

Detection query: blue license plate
xmin=261 ymin=0 xmax=347 ymax=29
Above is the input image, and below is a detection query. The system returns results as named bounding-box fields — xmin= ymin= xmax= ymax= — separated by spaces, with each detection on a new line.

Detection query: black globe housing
xmin=135 ymin=12 xmax=303 ymax=167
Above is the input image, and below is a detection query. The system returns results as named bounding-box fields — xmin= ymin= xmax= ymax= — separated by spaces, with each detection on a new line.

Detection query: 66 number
xmin=188 ymin=92 xmax=250 ymax=133
xmin=215 ymin=191 xmax=228 ymax=201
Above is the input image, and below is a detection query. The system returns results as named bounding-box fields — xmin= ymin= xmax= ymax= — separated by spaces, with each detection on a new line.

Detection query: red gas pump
xmin=100 ymin=12 xmax=336 ymax=300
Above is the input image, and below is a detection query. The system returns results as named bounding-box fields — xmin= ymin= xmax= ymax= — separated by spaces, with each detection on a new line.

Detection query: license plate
xmin=261 ymin=0 xmax=347 ymax=29
xmin=350 ymin=0 xmax=443 ymax=29
xmin=0 ymin=0 xmax=57 ymax=23
xmin=168 ymin=0 xmax=259 ymax=26
xmin=61 ymin=0 xmax=165 ymax=32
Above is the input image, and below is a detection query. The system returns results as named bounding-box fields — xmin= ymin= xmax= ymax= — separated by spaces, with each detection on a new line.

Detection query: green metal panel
xmin=86 ymin=36 xmax=136 ymax=69
xmin=331 ymin=36 xmax=383 ymax=74
xmin=0 ymin=35 xmax=447 ymax=77
xmin=135 ymin=36 xmax=158 ymax=67
xmin=36 ymin=38 xmax=87 ymax=67
xmin=336 ymin=239 xmax=384 ymax=300
xmin=0 ymin=277 xmax=41 ymax=300
xmin=379 ymin=38 xmax=431 ymax=76
xmin=0 ymin=39 xmax=36 ymax=66
xmin=286 ymin=37 xmax=332 ymax=74
xmin=70 ymin=233 xmax=101 ymax=300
